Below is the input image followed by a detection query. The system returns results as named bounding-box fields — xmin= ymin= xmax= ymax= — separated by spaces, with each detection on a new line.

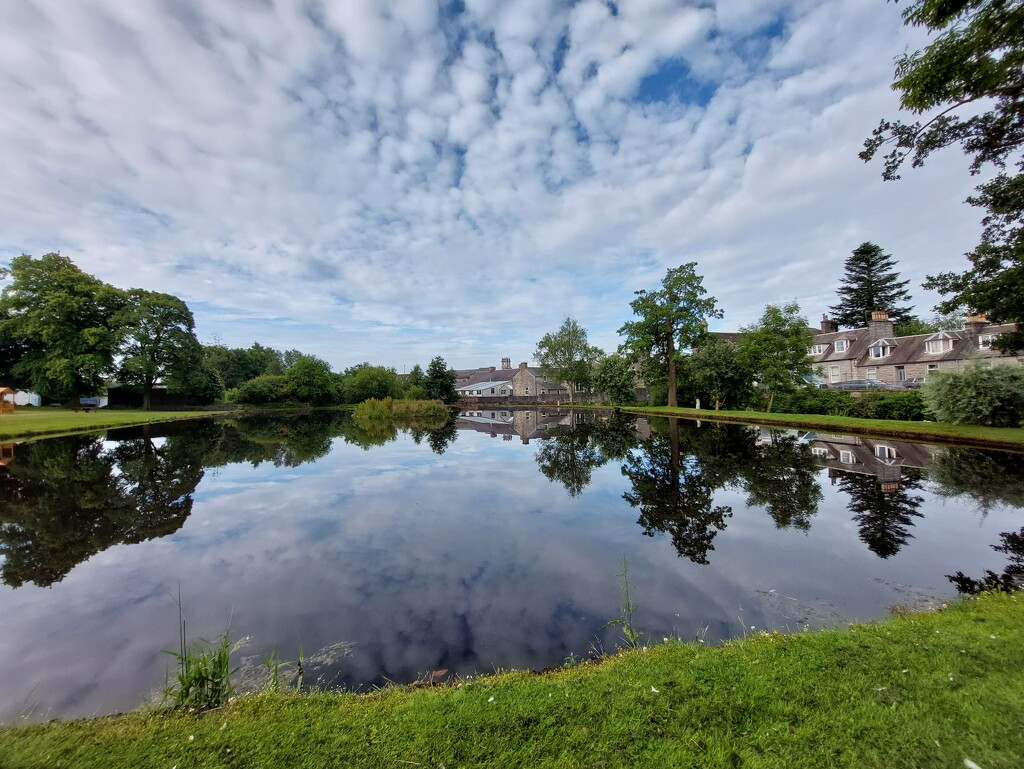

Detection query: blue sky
xmin=0 ymin=0 xmax=984 ymax=371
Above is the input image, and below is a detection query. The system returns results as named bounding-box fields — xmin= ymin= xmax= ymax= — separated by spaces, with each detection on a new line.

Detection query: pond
xmin=0 ymin=409 xmax=1021 ymax=723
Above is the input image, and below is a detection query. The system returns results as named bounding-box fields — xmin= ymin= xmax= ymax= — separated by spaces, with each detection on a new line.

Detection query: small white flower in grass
xmin=651 ymin=686 xmax=659 ymax=693
xmin=990 ymin=635 xmax=996 ymax=640
xmin=964 ymin=759 xmax=982 ymax=769
xmin=188 ymin=736 xmax=194 ymax=742
xmin=488 ymin=696 xmax=494 ymax=703
xmin=902 ymin=669 xmax=909 ymax=673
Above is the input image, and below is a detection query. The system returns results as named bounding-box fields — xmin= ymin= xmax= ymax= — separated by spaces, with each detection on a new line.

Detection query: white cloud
xmin=0 ymin=0 xmax=985 ymax=368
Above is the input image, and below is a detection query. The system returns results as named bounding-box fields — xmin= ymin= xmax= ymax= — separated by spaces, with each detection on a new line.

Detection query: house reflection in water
xmin=805 ymin=433 xmax=939 ymax=493
xmin=458 ymin=409 xmax=574 ymax=444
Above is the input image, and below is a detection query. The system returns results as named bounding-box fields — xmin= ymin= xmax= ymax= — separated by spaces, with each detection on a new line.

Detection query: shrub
xmin=403 ymin=384 xmax=427 ymax=400
xmin=923 ymin=365 xmax=1024 ymax=427
xmin=234 ymin=375 xmax=290 ymax=404
xmin=773 ymin=388 xmax=855 ymax=416
xmin=852 ymin=391 xmax=928 ymax=421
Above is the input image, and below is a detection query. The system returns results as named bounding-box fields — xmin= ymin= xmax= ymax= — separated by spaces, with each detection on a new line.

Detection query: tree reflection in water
xmin=0 ymin=411 xmax=460 ymax=588
xmin=947 ymin=527 xmax=1024 ymax=594
xmin=831 ymin=469 xmax=925 ymax=559
xmin=621 ymin=419 xmax=733 ymax=564
xmin=0 ymin=429 xmax=201 ymax=587
xmin=533 ymin=414 xmax=824 ymax=564
xmin=928 ymin=447 xmax=1024 ymax=516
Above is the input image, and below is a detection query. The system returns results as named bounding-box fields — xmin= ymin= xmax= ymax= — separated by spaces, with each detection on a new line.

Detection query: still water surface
xmin=0 ymin=409 xmax=1021 ymax=722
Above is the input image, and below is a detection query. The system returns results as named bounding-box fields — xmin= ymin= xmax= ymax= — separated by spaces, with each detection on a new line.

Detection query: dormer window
xmin=809 ymin=344 xmax=828 ymax=355
xmin=874 ymin=445 xmax=898 ymax=460
xmin=868 ymin=342 xmax=893 ymax=359
xmin=834 ymin=339 xmax=850 ymax=353
xmin=979 ymin=333 xmax=997 ymax=349
xmin=924 ymin=331 xmax=960 ymax=354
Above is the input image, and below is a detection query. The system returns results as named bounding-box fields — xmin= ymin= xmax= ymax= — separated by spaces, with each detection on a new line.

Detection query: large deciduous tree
xmin=618 ymin=263 xmax=722 ymax=408
xmin=341 ymin=363 xmax=401 ymax=404
xmin=115 ymin=290 xmax=204 ymax=410
xmin=286 ymin=355 xmax=338 ymax=405
xmin=861 ymin=0 xmax=1024 ymax=351
xmin=0 ymin=253 xmax=125 ymax=402
xmin=534 ymin=316 xmax=601 ymax=404
xmin=423 ymin=356 xmax=457 ymax=404
xmin=828 ymin=242 xmax=914 ymax=328
xmin=686 ymin=337 xmax=753 ymax=411
xmin=738 ymin=301 xmax=815 ymax=413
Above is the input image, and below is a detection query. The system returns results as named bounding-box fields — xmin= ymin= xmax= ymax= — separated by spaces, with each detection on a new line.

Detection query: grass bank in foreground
xmin=0 ymin=408 xmax=236 ymax=441
xmin=621 ymin=405 xmax=1024 ymax=450
xmin=2 ymin=594 xmax=1021 ymax=768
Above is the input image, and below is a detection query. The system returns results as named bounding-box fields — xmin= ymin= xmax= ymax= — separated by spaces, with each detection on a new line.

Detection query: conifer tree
xmin=828 ymin=242 xmax=914 ymax=328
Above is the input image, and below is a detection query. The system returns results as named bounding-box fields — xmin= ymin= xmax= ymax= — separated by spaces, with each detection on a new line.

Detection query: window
xmin=866 ymin=368 xmax=878 ymax=381
xmin=834 ymin=339 xmax=849 ymax=353
xmin=868 ymin=344 xmax=891 ymax=359
xmin=499 ymin=388 xmax=506 ymax=395
xmin=924 ymin=339 xmax=950 ymax=354
xmin=895 ymin=366 xmax=906 ymax=382
xmin=811 ymin=447 xmax=831 ymax=458
xmin=927 ymin=364 xmax=939 ymax=373
xmin=809 ymin=344 xmax=828 ymax=355
xmin=874 ymin=445 xmax=897 ymax=460
xmin=829 ymin=365 xmax=840 ymax=383
xmin=840 ymin=450 xmax=855 ymax=464
xmin=490 ymin=388 xmax=495 ymax=394
xmin=979 ymin=334 xmax=997 ymax=349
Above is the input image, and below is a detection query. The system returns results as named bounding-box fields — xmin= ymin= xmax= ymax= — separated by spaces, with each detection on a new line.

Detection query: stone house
xmin=809 ymin=311 xmax=1021 ymax=385
xmin=455 ymin=358 xmax=569 ymax=399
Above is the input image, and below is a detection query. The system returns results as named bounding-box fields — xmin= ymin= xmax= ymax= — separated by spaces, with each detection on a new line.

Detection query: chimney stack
xmin=867 ymin=310 xmax=893 ymax=341
xmin=965 ymin=313 xmax=989 ymax=333
xmin=820 ymin=314 xmax=837 ymax=334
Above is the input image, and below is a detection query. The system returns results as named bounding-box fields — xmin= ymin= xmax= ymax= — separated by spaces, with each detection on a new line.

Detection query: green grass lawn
xmin=621 ymin=405 xmax=1024 ymax=450
xmin=0 ymin=408 xmax=233 ymax=441
xmin=2 ymin=593 xmax=1022 ymax=768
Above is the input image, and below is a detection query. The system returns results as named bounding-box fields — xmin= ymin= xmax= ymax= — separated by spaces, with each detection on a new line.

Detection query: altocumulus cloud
xmin=0 ymin=0 xmax=985 ymax=368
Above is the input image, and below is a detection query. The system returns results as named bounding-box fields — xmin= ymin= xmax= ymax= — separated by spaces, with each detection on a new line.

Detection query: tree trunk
xmin=666 ymin=328 xmax=677 ymax=408
xmin=669 ymin=417 xmax=680 ymax=489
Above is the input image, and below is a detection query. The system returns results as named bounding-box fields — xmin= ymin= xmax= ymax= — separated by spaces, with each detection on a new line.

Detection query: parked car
xmin=829 ymin=379 xmax=902 ymax=391
xmin=801 ymin=374 xmax=830 ymax=389
xmin=901 ymin=377 xmax=927 ymax=389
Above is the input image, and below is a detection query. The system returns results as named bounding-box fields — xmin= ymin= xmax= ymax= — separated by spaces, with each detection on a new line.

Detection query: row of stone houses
xmin=453 ymin=311 xmax=1020 ymax=403
xmin=807 ymin=311 xmax=1021 ymax=385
